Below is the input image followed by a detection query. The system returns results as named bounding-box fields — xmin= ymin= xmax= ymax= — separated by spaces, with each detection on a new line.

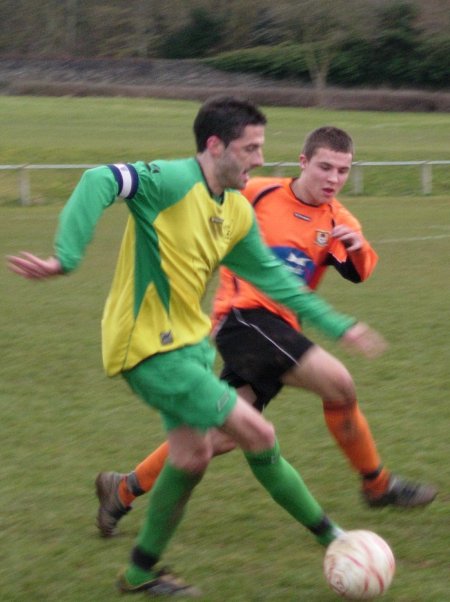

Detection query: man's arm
xmin=7 ymin=165 xmax=122 ymax=279
xmin=222 ymin=218 xmax=386 ymax=357
xmin=327 ymin=212 xmax=378 ymax=283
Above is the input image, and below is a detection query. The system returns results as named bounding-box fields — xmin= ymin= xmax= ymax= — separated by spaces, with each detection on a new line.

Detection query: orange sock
xmin=118 ymin=441 xmax=170 ymax=507
xmin=323 ymin=402 xmax=390 ymax=496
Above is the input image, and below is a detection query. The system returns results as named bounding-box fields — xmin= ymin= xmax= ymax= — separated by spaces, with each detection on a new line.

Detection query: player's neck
xmin=290 ymin=178 xmax=321 ymax=207
xmin=196 ymin=155 xmax=224 ymax=198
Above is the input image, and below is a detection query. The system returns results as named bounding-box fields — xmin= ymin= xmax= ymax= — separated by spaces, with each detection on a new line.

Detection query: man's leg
xmin=282 ymin=345 xmax=437 ymax=507
xmin=122 ymin=389 xmax=256 ymax=504
xmin=100 ymin=395 xmax=342 ymax=548
xmin=96 ymin=386 xmax=255 ymax=537
xmin=95 ymin=442 xmax=169 ymax=537
xmin=119 ymin=426 xmax=211 ymax=596
xmin=221 ymin=398 xmax=342 ymax=546
xmin=116 ymin=337 xmax=239 ymax=596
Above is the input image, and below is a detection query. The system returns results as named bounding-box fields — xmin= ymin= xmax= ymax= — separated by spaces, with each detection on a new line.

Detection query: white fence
xmin=1 ymin=161 xmax=450 ymax=205
xmin=264 ymin=161 xmax=450 ymax=196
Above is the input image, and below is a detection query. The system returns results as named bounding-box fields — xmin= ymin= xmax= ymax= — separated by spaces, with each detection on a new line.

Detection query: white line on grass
xmin=376 ymin=234 xmax=450 ymax=244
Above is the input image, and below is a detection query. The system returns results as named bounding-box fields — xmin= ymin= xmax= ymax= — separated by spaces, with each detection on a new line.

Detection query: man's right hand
xmin=341 ymin=322 xmax=388 ymax=359
xmin=6 ymin=252 xmax=63 ymax=280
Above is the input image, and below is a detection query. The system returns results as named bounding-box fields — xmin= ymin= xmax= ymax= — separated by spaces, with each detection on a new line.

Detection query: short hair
xmin=194 ymin=96 xmax=267 ymax=152
xmin=302 ymin=126 xmax=354 ymax=159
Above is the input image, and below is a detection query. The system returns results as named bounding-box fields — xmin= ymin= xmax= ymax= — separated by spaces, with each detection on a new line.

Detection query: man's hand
xmin=332 ymin=225 xmax=364 ymax=252
xmin=341 ymin=322 xmax=388 ymax=359
xmin=6 ymin=252 xmax=63 ymax=280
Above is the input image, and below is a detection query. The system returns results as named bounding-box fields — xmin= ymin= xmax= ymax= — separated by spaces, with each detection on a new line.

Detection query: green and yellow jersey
xmin=55 ymin=158 xmax=355 ymax=376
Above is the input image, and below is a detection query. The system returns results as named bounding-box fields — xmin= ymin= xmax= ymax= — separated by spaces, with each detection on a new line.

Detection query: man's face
xmin=299 ymin=147 xmax=352 ymax=205
xmin=216 ymin=125 xmax=265 ymax=190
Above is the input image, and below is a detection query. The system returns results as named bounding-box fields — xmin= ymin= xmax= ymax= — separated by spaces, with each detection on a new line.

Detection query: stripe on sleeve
xmin=108 ymin=163 xmax=139 ymax=199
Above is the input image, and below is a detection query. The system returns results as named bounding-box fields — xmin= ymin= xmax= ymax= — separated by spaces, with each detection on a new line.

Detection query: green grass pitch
xmin=0 ymin=96 xmax=449 ymax=601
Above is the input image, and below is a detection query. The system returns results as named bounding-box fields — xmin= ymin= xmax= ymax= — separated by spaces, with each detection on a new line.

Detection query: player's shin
xmin=323 ymin=401 xmax=390 ymax=494
xmin=126 ymin=463 xmax=203 ymax=585
xmin=121 ymin=441 xmax=170 ymax=506
xmin=244 ymin=439 xmax=341 ymax=545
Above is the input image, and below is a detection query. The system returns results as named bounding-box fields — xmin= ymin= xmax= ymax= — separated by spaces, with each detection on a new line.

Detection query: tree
xmin=273 ymin=0 xmax=372 ymax=105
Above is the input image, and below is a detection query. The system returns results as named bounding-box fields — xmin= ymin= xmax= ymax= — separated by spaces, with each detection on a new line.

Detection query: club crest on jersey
xmin=209 ymin=216 xmax=230 ymax=239
xmin=160 ymin=331 xmax=173 ymax=345
xmin=315 ymin=230 xmax=330 ymax=246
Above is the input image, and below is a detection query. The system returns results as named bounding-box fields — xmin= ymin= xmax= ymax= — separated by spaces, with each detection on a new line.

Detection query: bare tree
xmin=274 ymin=0 xmax=379 ymax=105
xmin=2 ymin=0 xmax=449 ymax=66
xmin=65 ymin=0 xmax=79 ymax=55
xmin=413 ymin=0 xmax=450 ymax=34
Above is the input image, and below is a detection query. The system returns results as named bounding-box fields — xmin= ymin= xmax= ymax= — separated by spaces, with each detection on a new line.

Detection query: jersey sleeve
xmin=221 ymin=217 xmax=356 ymax=340
xmin=326 ymin=240 xmax=378 ymax=283
xmin=326 ymin=205 xmax=378 ymax=283
xmin=54 ymin=164 xmax=137 ymax=272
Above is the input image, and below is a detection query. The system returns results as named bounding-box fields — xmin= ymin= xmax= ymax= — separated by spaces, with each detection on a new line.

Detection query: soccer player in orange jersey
xmin=95 ymin=126 xmax=437 ymax=538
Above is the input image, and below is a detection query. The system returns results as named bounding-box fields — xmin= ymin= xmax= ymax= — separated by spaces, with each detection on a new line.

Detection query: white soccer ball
xmin=323 ymin=530 xmax=395 ymax=600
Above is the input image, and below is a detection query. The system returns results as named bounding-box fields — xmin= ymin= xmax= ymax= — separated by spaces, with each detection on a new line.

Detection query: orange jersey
xmin=213 ymin=177 xmax=378 ymax=331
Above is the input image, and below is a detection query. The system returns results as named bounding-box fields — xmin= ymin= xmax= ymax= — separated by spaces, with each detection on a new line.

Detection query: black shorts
xmin=215 ymin=307 xmax=314 ymax=411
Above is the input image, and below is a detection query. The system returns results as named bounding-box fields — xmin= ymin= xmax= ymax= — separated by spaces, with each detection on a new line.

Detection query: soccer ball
xmin=323 ymin=530 xmax=395 ymax=600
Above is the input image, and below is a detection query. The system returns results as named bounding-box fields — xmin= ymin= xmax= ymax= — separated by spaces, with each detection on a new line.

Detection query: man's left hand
xmin=332 ymin=225 xmax=364 ymax=252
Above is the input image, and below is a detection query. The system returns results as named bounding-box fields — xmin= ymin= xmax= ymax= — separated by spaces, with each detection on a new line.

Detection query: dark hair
xmin=302 ymin=126 xmax=354 ymax=159
xmin=193 ymin=96 xmax=267 ymax=152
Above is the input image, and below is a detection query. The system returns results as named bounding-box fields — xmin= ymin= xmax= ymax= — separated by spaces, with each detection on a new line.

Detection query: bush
xmin=159 ymin=8 xmax=225 ymax=59
xmin=417 ymin=36 xmax=450 ymax=88
xmin=204 ymin=45 xmax=310 ymax=81
xmin=328 ymin=38 xmax=375 ymax=86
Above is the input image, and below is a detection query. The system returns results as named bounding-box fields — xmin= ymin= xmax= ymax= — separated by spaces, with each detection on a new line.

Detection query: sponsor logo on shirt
xmin=216 ymin=390 xmax=230 ymax=412
xmin=271 ymin=246 xmax=315 ymax=284
xmin=293 ymin=212 xmax=312 ymax=222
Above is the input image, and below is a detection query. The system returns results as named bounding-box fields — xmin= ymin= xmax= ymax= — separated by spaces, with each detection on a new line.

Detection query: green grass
xmin=0 ymin=96 xmax=449 ymax=204
xmin=1 ymin=97 xmax=449 ymax=601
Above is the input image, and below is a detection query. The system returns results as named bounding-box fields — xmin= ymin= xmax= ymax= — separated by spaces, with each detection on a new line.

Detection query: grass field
xmin=1 ymin=97 xmax=449 ymax=601
xmin=1 ymin=96 xmax=450 ymax=204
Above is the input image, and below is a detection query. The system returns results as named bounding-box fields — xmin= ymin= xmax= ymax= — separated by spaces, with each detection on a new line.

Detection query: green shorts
xmin=122 ymin=338 xmax=237 ymax=432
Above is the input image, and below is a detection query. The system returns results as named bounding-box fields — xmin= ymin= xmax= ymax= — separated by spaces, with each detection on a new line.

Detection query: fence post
xmin=421 ymin=162 xmax=432 ymax=195
xmin=18 ymin=166 xmax=31 ymax=206
xmin=351 ymin=164 xmax=364 ymax=195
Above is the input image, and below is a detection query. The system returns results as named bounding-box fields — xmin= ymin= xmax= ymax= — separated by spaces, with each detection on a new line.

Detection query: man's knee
xmin=322 ymin=368 xmax=357 ymax=408
xmin=223 ymin=400 xmax=276 ymax=452
xmin=168 ymin=430 xmax=213 ymax=473
xmin=171 ymin=444 xmax=212 ymax=473
xmin=239 ymin=416 xmax=276 ymax=452
xmin=331 ymin=368 xmax=356 ymax=404
xmin=314 ymin=356 xmax=356 ymax=404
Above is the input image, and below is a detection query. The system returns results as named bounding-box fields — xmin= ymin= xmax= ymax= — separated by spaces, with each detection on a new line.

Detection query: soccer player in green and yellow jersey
xmin=8 ymin=97 xmax=386 ymax=597
xmin=94 ymin=128 xmax=435 ymax=545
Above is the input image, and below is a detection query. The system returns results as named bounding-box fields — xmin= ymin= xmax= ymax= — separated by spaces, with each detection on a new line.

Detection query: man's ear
xmin=299 ymin=153 xmax=307 ymax=169
xmin=206 ymin=135 xmax=225 ymax=157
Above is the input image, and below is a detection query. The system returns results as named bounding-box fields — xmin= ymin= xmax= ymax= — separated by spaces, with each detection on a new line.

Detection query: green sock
xmin=135 ymin=462 xmax=202 ymax=559
xmin=245 ymin=439 xmax=337 ymax=545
